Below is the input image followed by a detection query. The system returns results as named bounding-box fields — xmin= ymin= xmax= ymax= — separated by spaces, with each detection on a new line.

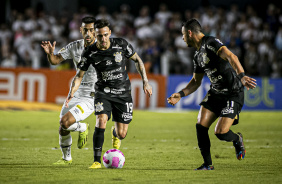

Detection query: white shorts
xmin=60 ymin=96 xmax=95 ymax=122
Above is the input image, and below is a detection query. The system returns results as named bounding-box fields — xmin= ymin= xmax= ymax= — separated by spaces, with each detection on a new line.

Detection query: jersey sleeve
xmin=77 ymin=51 xmax=91 ymax=71
xmin=122 ymin=38 xmax=136 ymax=59
xmin=206 ymin=36 xmax=225 ymax=54
xmin=193 ymin=59 xmax=205 ymax=73
xmin=58 ymin=43 xmax=72 ymax=60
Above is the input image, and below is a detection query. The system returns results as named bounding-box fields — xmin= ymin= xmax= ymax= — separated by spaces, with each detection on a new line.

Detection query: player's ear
xmin=188 ymin=30 xmax=192 ymax=37
xmin=80 ymin=27 xmax=82 ymax=33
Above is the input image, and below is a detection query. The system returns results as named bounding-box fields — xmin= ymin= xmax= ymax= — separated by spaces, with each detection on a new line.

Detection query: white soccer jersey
xmin=58 ymin=39 xmax=97 ymax=97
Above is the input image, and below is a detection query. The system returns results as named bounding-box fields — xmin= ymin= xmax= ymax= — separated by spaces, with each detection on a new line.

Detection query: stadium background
xmin=0 ymin=0 xmax=281 ymax=110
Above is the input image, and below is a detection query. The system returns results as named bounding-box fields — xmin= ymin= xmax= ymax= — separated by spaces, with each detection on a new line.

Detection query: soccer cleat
xmin=89 ymin=162 xmax=102 ymax=169
xmin=111 ymin=126 xmax=121 ymax=149
xmin=194 ymin=164 xmax=214 ymax=170
xmin=233 ymin=132 xmax=246 ymax=160
xmin=77 ymin=123 xmax=89 ymax=149
xmin=53 ymin=158 xmax=72 ymax=165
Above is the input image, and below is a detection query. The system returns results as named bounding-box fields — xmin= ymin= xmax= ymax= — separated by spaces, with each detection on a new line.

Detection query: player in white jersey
xmin=41 ymin=16 xmax=97 ymax=165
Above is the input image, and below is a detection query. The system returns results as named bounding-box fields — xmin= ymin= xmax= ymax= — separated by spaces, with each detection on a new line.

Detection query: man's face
xmin=80 ymin=23 xmax=95 ymax=45
xmin=181 ymin=26 xmax=191 ymax=47
xmin=95 ymin=26 xmax=111 ymax=49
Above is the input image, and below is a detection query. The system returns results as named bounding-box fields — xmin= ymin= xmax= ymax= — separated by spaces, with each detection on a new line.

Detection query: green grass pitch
xmin=0 ymin=109 xmax=282 ymax=183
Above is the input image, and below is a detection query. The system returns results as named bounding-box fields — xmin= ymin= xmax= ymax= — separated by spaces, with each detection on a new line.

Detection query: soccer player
xmin=41 ymin=16 xmax=97 ymax=165
xmin=65 ymin=19 xmax=153 ymax=169
xmin=167 ymin=18 xmax=257 ymax=170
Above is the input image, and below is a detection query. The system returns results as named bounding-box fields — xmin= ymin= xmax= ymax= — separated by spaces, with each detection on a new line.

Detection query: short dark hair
xmin=94 ymin=19 xmax=111 ymax=29
xmin=81 ymin=16 xmax=96 ymax=24
xmin=182 ymin=18 xmax=202 ymax=33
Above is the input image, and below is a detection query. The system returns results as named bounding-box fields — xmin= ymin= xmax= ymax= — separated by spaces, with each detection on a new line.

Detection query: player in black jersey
xmin=66 ymin=19 xmax=153 ymax=169
xmin=167 ymin=18 xmax=257 ymax=170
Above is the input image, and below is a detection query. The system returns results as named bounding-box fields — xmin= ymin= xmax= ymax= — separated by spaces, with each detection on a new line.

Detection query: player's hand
xmin=65 ymin=94 xmax=73 ymax=108
xmin=241 ymin=76 xmax=257 ymax=90
xmin=167 ymin=93 xmax=181 ymax=106
xmin=143 ymin=82 xmax=152 ymax=97
xmin=41 ymin=41 xmax=56 ymax=55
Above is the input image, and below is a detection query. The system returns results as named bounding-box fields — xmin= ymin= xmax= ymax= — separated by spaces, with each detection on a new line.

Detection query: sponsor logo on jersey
xmin=104 ymin=87 xmax=110 ymax=93
xmin=114 ymin=52 xmax=122 ymax=62
xmin=221 ymin=107 xmax=234 ymax=115
xmin=95 ymin=102 xmax=104 ymax=112
xmin=106 ymin=60 xmax=112 ymax=65
xmin=76 ymin=105 xmax=84 ymax=114
xmin=101 ymin=67 xmax=123 ymax=81
xmin=112 ymin=45 xmax=122 ymax=49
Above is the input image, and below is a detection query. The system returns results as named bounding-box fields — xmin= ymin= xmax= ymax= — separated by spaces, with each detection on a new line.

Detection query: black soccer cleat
xmin=233 ymin=132 xmax=246 ymax=160
xmin=194 ymin=164 xmax=214 ymax=170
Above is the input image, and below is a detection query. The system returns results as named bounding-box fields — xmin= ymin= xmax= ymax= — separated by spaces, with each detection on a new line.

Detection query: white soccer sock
xmin=66 ymin=122 xmax=86 ymax=132
xmin=59 ymin=134 xmax=72 ymax=161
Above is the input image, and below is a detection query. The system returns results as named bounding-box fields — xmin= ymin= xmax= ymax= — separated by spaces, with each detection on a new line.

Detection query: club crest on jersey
xmin=114 ymin=52 xmax=122 ymax=63
xmin=95 ymin=102 xmax=104 ymax=112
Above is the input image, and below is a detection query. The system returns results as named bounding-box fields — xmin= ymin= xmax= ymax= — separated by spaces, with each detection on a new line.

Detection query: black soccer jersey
xmin=193 ymin=36 xmax=243 ymax=97
xmin=78 ymin=38 xmax=136 ymax=98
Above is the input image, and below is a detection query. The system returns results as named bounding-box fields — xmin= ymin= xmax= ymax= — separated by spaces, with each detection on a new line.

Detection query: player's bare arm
xmin=218 ymin=46 xmax=257 ymax=90
xmin=41 ymin=41 xmax=64 ymax=65
xmin=167 ymin=73 xmax=204 ymax=106
xmin=130 ymin=53 xmax=153 ymax=97
xmin=65 ymin=69 xmax=85 ymax=108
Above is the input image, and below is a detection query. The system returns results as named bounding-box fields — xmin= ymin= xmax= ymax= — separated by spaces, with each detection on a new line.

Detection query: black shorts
xmin=199 ymin=91 xmax=243 ymax=125
xmin=94 ymin=96 xmax=133 ymax=124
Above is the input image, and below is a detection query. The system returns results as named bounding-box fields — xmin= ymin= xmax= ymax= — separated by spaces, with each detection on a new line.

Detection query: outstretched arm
xmin=41 ymin=41 xmax=64 ymax=65
xmin=130 ymin=53 xmax=153 ymax=97
xmin=65 ymin=69 xmax=85 ymax=107
xmin=167 ymin=73 xmax=204 ymax=106
xmin=218 ymin=46 xmax=257 ymax=90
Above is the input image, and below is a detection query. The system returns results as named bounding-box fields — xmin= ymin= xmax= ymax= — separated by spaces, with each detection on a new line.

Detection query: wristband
xmin=237 ymin=72 xmax=246 ymax=80
xmin=178 ymin=91 xmax=185 ymax=98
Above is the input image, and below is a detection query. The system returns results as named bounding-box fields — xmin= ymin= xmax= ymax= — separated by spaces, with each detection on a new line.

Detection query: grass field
xmin=0 ymin=109 xmax=282 ymax=184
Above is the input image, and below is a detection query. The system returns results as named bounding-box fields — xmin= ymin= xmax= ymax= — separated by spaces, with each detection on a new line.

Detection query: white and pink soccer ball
xmin=103 ymin=149 xmax=125 ymax=169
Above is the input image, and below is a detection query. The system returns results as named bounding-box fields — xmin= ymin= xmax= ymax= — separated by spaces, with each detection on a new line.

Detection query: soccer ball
xmin=103 ymin=149 xmax=125 ymax=169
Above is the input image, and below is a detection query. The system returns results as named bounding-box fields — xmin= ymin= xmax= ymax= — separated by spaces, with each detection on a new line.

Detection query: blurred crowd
xmin=0 ymin=3 xmax=282 ymax=78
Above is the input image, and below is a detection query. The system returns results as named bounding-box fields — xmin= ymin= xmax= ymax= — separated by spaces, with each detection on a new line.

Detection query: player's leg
xmin=214 ymin=100 xmax=245 ymax=160
xmin=111 ymin=97 xmax=133 ymax=149
xmin=61 ymin=98 xmax=94 ymax=149
xmin=195 ymin=106 xmax=217 ymax=170
xmin=89 ymin=114 xmax=108 ymax=169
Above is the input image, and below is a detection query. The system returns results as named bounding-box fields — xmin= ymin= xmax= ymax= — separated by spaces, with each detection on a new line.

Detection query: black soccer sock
xmin=215 ymin=130 xmax=239 ymax=142
xmin=112 ymin=128 xmax=117 ymax=137
xmin=93 ymin=127 xmax=105 ymax=163
xmin=196 ymin=124 xmax=212 ymax=166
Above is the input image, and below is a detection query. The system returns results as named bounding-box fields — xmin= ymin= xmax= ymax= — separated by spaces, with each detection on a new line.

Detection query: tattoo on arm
xmin=132 ymin=54 xmax=148 ymax=82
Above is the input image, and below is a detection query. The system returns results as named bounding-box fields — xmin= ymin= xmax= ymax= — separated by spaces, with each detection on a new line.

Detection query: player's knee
xmin=117 ymin=131 xmax=127 ymax=140
xmin=214 ymin=127 xmax=229 ymax=135
xmin=60 ymin=117 xmax=70 ymax=129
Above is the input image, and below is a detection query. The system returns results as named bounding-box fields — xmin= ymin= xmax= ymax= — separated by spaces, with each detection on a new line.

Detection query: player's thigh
xmin=67 ymin=97 xmax=95 ymax=122
xmin=112 ymin=97 xmax=133 ymax=124
xmin=215 ymin=100 xmax=242 ymax=134
xmin=215 ymin=117 xmax=234 ymax=134
xmin=197 ymin=106 xmax=218 ymax=128
xmin=94 ymin=97 xmax=112 ymax=128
